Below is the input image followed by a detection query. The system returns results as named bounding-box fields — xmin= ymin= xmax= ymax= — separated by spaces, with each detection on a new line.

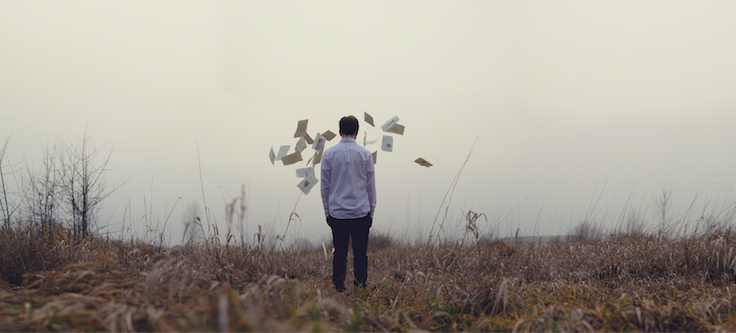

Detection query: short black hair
xmin=339 ymin=116 xmax=359 ymax=136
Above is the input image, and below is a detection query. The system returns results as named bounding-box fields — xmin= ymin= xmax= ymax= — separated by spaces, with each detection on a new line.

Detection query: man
xmin=321 ymin=115 xmax=376 ymax=292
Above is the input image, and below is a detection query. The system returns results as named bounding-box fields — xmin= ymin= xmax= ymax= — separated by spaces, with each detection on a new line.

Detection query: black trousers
xmin=329 ymin=213 xmax=371 ymax=289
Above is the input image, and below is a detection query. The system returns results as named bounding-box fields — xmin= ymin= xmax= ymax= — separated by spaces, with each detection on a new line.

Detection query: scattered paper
xmin=276 ymin=145 xmax=290 ymax=160
xmin=363 ymin=131 xmax=379 ymax=147
xmin=294 ymin=119 xmax=308 ymax=138
xmin=296 ymin=167 xmax=314 ymax=178
xmin=322 ymin=130 xmax=336 ymax=141
xmin=313 ymin=145 xmax=325 ymax=165
xmin=273 ymin=116 xmax=411 ymax=184
xmin=381 ymin=135 xmax=393 ymax=152
xmin=364 ymin=112 xmax=375 ymax=127
xmin=386 ymin=123 xmax=405 ymax=135
xmin=415 ymin=157 xmax=433 ymax=167
xmin=281 ymin=151 xmax=303 ymax=165
xmin=297 ymin=172 xmax=319 ymax=195
xmin=313 ymin=133 xmax=327 ymax=151
xmin=295 ymin=137 xmax=307 ymax=152
xmin=381 ymin=116 xmax=400 ymax=132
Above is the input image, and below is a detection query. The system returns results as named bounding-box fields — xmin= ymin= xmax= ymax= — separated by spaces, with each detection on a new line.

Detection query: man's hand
xmin=326 ymin=217 xmax=331 ymax=227
xmin=369 ymin=217 xmax=373 ymax=228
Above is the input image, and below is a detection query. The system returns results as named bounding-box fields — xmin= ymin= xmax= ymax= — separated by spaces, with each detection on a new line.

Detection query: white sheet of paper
xmin=269 ymin=147 xmax=276 ymax=165
xmin=381 ymin=116 xmax=400 ymax=132
xmin=297 ymin=173 xmax=319 ymax=195
xmin=276 ymin=145 xmax=290 ymax=160
xmin=363 ymin=131 xmax=379 ymax=147
xmin=295 ymin=137 xmax=307 ymax=152
xmin=313 ymin=133 xmax=327 ymax=151
xmin=295 ymin=167 xmax=314 ymax=178
xmin=312 ymin=145 xmax=325 ymax=165
xmin=381 ymin=135 xmax=393 ymax=152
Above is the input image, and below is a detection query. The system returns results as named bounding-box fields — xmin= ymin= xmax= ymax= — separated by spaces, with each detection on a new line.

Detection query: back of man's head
xmin=339 ymin=116 xmax=359 ymax=136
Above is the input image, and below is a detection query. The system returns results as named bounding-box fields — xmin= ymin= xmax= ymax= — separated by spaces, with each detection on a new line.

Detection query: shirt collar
xmin=340 ymin=137 xmax=357 ymax=144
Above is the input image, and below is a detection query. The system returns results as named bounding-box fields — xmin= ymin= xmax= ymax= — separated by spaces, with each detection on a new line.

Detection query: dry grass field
xmin=3 ymin=223 xmax=736 ymax=332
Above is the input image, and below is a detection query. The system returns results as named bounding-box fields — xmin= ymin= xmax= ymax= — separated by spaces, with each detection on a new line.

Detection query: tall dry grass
xmin=3 ymin=220 xmax=736 ymax=331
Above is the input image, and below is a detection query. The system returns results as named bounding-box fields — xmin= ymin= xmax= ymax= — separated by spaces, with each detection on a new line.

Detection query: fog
xmin=2 ymin=1 xmax=736 ymax=246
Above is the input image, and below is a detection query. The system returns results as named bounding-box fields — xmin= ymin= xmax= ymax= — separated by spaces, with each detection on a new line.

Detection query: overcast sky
xmin=2 ymin=1 xmax=736 ymax=245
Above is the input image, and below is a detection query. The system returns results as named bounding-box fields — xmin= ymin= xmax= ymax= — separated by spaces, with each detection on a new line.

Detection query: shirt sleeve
xmin=320 ymin=152 xmax=332 ymax=217
xmin=366 ymin=152 xmax=376 ymax=217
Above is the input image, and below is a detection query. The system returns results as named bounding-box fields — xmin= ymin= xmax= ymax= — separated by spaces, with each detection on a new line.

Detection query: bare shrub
xmin=0 ymin=134 xmax=22 ymax=227
xmin=0 ymin=223 xmax=71 ymax=285
xmin=57 ymin=130 xmax=124 ymax=239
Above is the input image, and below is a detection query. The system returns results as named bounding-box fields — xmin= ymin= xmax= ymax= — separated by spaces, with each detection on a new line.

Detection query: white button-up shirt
xmin=321 ymin=138 xmax=376 ymax=219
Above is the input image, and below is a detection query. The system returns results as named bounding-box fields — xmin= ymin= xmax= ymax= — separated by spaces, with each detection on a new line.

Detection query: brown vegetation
xmin=3 ymin=223 xmax=736 ymax=332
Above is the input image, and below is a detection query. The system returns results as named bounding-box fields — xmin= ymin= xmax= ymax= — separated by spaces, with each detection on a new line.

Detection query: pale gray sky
xmin=2 ymin=1 xmax=736 ymax=245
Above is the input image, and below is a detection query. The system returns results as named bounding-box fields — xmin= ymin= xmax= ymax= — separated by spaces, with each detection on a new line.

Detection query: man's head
xmin=339 ymin=116 xmax=359 ymax=137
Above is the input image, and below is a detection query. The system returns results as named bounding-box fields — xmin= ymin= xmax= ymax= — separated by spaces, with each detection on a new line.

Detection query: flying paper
xmin=381 ymin=135 xmax=393 ymax=152
xmin=281 ymin=151 xmax=303 ymax=165
xmin=364 ymin=112 xmax=375 ymax=127
xmin=297 ymin=173 xmax=319 ymax=195
xmin=414 ymin=157 xmax=433 ymax=167
xmin=269 ymin=147 xmax=276 ymax=165
xmin=322 ymin=130 xmax=336 ymax=141
xmin=296 ymin=167 xmax=314 ymax=178
xmin=295 ymin=137 xmax=307 ymax=152
xmin=381 ymin=116 xmax=400 ymax=132
xmin=313 ymin=133 xmax=327 ymax=151
xmin=304 ymin=133 xmax=314 ymax=144
xmin=363 ymin=131 xmax=379 ymax=147
xmin=312 ymin=145 xmax=325 ymax=165
xmin=386 ymin=123 xmax=405 ymax=135
xmin=294 ymin=119 xmax=308 ymax=138
xmin=372 ymin=151 xmax=377 ymax=165
xmin=276 ymin=145 xmax=290 ymax=160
